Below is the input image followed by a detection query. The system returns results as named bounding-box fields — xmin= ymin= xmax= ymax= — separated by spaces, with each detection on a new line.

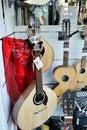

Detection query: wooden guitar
xmin=53 ymin=19 xmax=76 ymax=96
xmin=41 ymin=37 xmax=54 ymax=72
xmin=70 ymin=25 xmax=87 ymax=89
xmin=12 ymin=39 xmax=57 ymax=130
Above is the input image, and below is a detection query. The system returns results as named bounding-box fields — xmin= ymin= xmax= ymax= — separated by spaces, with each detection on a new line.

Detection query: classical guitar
xmin=12 ymin=33 xmax=57 ymax=130
xmin=27 ymin=17 xmax=54 ymax=72
xmin=71 ymin=25 xmax=87 ymax=89
xmin=53 ymin=19 xmax=76 ymax=96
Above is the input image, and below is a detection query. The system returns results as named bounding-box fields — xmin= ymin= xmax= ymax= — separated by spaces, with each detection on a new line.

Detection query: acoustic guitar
xmin=53 ymin=19 xmax=76 ymax=96
xmin=12 ymin=28 xmax=57 ymax=130
xmin=70 ymin=25 xmax=87 ymax=89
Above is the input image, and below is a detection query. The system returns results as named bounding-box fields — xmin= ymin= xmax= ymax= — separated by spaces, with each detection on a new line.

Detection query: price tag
xmin=82 ymin=52 xmax=87 ymax=56
xmin=82 ymin=49 xmax=87 ymax=56
xmin=34 ymin=56 xmax=43 ymax=70
xmin=63 ymin=47 xmax=69 ymax=51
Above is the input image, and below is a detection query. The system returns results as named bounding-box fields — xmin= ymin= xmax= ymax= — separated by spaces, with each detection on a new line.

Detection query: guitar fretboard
xmin=63 ymin=51 xmax=69 ymax=66
xmin=62 ymin=19 xmax=70 ymax=66
xmin=34 ymin=49 xmax=43 ymax=95
xmin=63 ymin=41 xmax=69 ymax=66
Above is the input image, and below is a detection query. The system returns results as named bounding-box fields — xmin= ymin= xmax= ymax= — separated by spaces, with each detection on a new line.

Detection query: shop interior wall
xmin=0 ymin=1 xmax=17 ymax=130
xmin=0 ymin=0 xmax=84 ymax=130
xmin=14 ymin=25 xmax=84 ymax=117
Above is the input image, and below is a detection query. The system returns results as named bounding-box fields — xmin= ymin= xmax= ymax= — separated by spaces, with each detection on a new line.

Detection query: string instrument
xmin=62 ymin=90 xmax=75 ymax=116
xmin=12 ymin=20 xmax=57 ymax=130
xmin=71 ymin=25 xmax=87 ymax=89
xmin=53 ymin=19 xmax=76 ymax=96
xmin=27 ymin=17 xmax=54 ymax=72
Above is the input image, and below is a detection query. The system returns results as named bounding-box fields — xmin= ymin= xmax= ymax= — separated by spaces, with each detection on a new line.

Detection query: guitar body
xmin=41 ymin=37 xmax=54 ymax=72
xmin=53 ymin=65 xmax=76 ymax=96
xmin=12 ymin=80 xmax=57 ymax=130
xmin=71 ymin=60 xmax=87 ymax=89
xmin=23 ymin=0 xmax=50 ymax=5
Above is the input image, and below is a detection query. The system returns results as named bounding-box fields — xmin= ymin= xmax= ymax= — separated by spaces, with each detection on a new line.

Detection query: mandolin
xmin=53 ymin=19 xmax=76 ymax=96
xmin=12 ymin=43 xmax=57 ymax=130
xmin=27 ymin=17 xmax=54 ymax=72
xmin=70 ymin=25 xmax=87 ymax=89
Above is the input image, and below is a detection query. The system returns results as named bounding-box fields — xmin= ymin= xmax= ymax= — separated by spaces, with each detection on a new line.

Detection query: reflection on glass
xmin=16 ymin=0 xmax=87 ymax=26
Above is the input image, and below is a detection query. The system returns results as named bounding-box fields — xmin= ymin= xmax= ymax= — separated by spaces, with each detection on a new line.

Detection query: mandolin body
xmin=41 ymin=37 xmax=54 ymax=72
xmin=53 ymin=65 xmax=76 ymax=96
xmin=12 ymin=80 xmax=57 ymax=130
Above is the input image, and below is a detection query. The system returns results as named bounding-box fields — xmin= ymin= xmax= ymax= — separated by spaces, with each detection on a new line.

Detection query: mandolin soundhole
xmin=33 ymin=91 xmax=48 ymax=105
xmin=79 ymin=68 xmax=85 ymax=74
xmin=62 ymin=75 xmax=69 ymax=82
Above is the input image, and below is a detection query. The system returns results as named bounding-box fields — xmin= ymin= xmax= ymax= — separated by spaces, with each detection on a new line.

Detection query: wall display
xmin=53 ymin=19 xmax=76 ymax=96
xmin=1 ymin=1 xmax=87 ymax=130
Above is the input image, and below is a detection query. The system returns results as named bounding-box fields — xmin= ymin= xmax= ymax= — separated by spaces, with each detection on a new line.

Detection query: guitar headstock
xmin=28 ymin=17 xmax=44 ymax=56
xmin=62 ymin=19 xmax=71 ymax=40
xmin=62 ymin=90 xmax=75 ymax=116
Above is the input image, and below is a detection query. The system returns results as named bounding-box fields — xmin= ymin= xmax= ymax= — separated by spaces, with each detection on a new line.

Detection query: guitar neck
xmin=62 ymin=19 xmax=70 ymax=66
xmin=63 ymin=41 xmax=69 ymax=66
xmin=35 ymin=67 xmax=43 ymax=94
xmin=81 ymin=56 xmax=86 ymax=68
xmin=34 ymin=49 xmax=43 ymax=95
xmin=81 ymin=33 xmax=87 ymax=67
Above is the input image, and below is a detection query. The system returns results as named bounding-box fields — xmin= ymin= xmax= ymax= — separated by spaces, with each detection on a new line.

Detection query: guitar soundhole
xmin=62 ymin=75 xmax=69 ymax=82
xmin=33 ymin=91 xmax=47 ymax=105
xmin=80 ymin=68 xmax=85 ymax=74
